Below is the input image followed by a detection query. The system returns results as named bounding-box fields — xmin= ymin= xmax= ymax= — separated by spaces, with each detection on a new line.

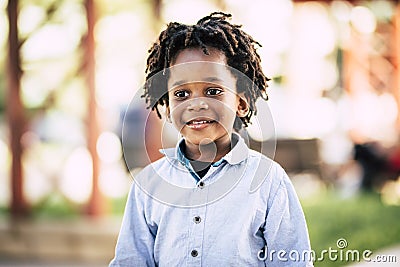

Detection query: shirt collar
xmin=159 ymin=132 xmax=248 ymax=166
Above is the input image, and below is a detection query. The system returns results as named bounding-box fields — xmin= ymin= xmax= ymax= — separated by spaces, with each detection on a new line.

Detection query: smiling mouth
xmin=186 ymin=119 xmax=216 ymax=129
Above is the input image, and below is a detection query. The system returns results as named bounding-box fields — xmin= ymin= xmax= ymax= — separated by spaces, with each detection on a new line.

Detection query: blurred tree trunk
xmin=6 ymin=0 xmax=28 ymax=217
xmin=84 ymin=0 xmax=105 ymax=216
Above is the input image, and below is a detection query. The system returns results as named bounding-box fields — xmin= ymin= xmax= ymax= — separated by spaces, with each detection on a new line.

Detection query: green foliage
xmin=0 ymin=205 xmax=8 ymax=217
xmin=0 ymin=193 xmax=128 ymax=219
xmin=0 ymin=71 xmax=4 ymax=113
xmin=109 ymin=195 xmax=128 ymax=215
xmin=31 ymin=193 xmax=80 ymax=219
xmin=303 ymin=192 xmax=400 ymax=266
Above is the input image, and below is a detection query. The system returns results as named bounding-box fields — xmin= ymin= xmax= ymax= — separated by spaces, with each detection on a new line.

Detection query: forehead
xmin=168 ymin=47 xmax=237 ymax=90
xmin=172 ymin=47 xmax=226 ymax=65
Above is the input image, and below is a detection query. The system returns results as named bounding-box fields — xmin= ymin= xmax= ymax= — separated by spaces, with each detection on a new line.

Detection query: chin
xmin=185 ymin=137 xmax=216 ymax=145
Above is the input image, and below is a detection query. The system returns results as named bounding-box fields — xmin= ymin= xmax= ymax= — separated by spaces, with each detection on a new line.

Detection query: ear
xmin=236 ymin=93 xmax=250 ymax=118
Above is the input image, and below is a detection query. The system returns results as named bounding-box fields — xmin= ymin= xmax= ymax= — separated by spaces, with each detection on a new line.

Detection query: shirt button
xmin=193 ymin=216 xmax=201 ymax=224
xmin=191 ymin=249 xmax=198 ymax=257
xmin=198 ymin=181 xmax=205 ymax=189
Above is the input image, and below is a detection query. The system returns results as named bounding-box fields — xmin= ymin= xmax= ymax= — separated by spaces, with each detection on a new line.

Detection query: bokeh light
xmin=60 ymin=147 xmax=93 ymax=203
xmin=162 ymin=0 xmax=218 ymax=24
xmin=350 ymin=6 xmax=376 ymax=34
xmin=18 ymin=4 xmax=46 ymax=37
xmin=381 ymin=178 xmax=400 ymax=206
xmin=22 ymin=24 xmax=80 ymax=60
xmin=24 ymin=161 xmax=52 ymax=204
xmin=99 ymin=165 xmax=131 ymax=198
xmin=97 ymin=131 xmax=122 ymax=163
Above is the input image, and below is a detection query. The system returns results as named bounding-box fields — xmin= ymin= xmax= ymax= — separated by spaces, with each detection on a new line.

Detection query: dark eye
xmin=174 ymin=90 xmax=189 ymax=99
xmin=206 ymin=88 xmax=223 ymax=96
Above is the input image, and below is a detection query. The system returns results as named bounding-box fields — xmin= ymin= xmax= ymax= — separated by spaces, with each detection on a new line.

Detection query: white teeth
xmin=192 ymin=120 xmax=208 ymax=124
xmin=188 ymin=120 xmax=213 ymax=125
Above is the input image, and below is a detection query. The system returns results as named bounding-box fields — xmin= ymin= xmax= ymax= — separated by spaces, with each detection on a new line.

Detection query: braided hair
xmin=142 ymin=12 xmax=270 ymax=130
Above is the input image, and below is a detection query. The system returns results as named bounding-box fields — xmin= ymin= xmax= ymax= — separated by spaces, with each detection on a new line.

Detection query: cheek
xmin=213 ymin=102 xmax=237 ymax=124
xmin=170 ymin=113 xmax=181 ymax=126
xmin=220 ymin=101 xmax=237 ymax=120
xmin=169 ymin=102 xmax=186 ymax=124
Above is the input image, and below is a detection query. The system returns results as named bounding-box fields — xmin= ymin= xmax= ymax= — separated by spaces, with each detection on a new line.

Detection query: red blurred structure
xmin=6 ymin=0 xmax=28 ymax=217
xmin=84 ymin=0 xmax=107 ymax=217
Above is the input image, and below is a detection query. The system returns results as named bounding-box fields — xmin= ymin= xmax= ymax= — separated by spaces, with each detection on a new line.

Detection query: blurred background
xmin=0 ymin=0 xmax=400 ymax=266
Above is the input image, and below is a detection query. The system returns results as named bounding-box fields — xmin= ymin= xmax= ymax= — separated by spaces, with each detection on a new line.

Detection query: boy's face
xmin=166 ymin=47 xmax=248 ymax=147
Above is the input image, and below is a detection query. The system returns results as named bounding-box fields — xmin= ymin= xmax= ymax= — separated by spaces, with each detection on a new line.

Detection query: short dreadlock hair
xmin=142 ymin=12 xmax=270 ymax=130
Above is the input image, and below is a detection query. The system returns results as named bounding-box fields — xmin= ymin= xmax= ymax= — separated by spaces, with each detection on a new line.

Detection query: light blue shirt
xmin=110 ymin=134 xmax=313 ymax=266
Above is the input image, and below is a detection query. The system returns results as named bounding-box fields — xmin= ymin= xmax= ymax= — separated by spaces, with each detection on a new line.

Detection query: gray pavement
xmin=0 ymin=217 xmax=120 ymax=267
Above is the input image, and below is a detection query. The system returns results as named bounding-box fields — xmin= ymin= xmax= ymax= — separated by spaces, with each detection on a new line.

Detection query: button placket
xmin=197 ymin=181 xmax=205 ymax=189
xmin=193 ymin=216 xmax=201 ymax=224
xmin=188 ymin=204 xmax=207 ymax=265
xmin=191 ymin=249 xmax=198 ymax=257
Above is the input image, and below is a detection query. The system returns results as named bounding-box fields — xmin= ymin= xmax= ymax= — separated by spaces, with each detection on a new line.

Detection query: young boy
xmin=110 ymin=12 xmax=313 ymax=266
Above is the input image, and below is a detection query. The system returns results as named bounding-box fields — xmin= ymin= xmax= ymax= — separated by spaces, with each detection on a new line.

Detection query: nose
xmin=187 ymin=98 xmax=208 ymax=112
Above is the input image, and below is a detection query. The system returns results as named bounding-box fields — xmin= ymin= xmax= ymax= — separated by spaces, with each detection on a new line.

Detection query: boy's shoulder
xmin=138 ymin=154 xmax=172 ymax=175
xmin=133 ymin=150 xmax=182 ymax=184
xmin=247 ymin=148 xmax=284 ymax=171
xmin=245 ymin=148 xmax=288 ymax=190
xmin=134 ymin=143 xmax=287 ymax=187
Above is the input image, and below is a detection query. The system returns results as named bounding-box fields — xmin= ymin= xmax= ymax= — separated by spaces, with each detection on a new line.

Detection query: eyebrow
xmin=171 ymin=77 xmax=224 ymax=88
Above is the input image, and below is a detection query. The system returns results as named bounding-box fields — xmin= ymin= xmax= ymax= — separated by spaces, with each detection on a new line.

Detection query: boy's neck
xmin=183 ymin=134 xmax=238 ymax=163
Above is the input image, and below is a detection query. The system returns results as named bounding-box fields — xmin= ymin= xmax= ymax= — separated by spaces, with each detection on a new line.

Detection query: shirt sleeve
xmin=109 ymin=183 xmax=156 ymax=267
xmin=262 ymin=169 xmax=314 ymax=267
